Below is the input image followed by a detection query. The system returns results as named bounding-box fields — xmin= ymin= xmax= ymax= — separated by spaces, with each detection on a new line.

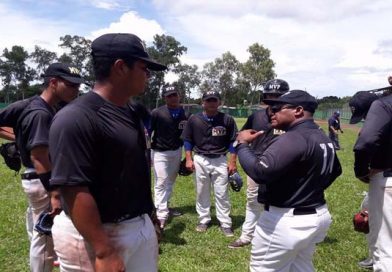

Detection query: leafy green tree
xmin=59 ymin=35 xmax=94 ymax=86
xmin=142 ymin=34 xmax=187 ymax=109
xmin=201 ymin=52 xmax=240 ymax=106
xmin=0 ymin=46 xmax=35 ymax=101
xmin=173 ymin=64 xmax=201 ymax=104
xmin=29 ymin=46 xmax=58 ymax=79
xmin=241 ymin=43 xmax=275 ymax=106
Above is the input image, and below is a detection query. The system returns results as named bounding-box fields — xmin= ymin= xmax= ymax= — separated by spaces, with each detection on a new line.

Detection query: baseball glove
xmin=0 ymin=142 xmax=21 ymax=172
xmin=228 ymin=171 xmax=243 ymax=192
xmin=34 ymin=212 xmax=54 ymax=235
xmin=178 ymin=158 xmax=193 ymax=176
xmin=353 ymin=209 xmax=369 ymax=234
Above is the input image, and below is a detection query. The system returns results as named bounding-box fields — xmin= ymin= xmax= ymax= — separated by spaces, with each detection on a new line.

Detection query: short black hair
xmin=92 ymin=56 xmax=137 ymax=81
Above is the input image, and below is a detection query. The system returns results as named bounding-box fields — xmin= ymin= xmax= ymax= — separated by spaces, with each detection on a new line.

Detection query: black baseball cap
xmin=41 ymin=63 xmax=84 ymax=84
xmin=162 ymin=85 xmax=179 ymax=97
xmin=349 ymin=91 xmax=378 ymax=124
xmin=263 ymin=90 xmax=318 ymax=113
xmin=91 ymin=33 xmax=167 ymax=71
xmin=202 ymin=91 xmax=221 ymax=100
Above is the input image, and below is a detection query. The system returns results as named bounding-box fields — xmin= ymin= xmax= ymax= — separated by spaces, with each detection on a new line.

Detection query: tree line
xmin=0 ymin=34 xmax=352 ymax=110
xmin=0 ymin=34 xmax=278 ymax=109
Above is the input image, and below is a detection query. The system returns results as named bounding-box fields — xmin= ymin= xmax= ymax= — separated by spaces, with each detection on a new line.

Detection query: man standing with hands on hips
xmin=49 ymin=33 xmax=167 ymax=272
xmin=235 ymin=90 xmax=341 ymax=271
xmin=182 ymin=90 xmax=238 ymax=237
xmin=150 ymin=84 xmax=188 ymax=229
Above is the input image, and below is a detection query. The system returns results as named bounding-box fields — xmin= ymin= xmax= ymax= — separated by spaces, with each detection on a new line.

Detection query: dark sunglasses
xmin=269 ymin=104 xmax=297 ymax=114
xmin=205 ymin=98 xmax=218 ymax=102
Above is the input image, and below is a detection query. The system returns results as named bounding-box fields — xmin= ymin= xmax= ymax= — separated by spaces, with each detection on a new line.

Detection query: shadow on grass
xmin=322 ymin=236 xmax=338 ymax=244
xmin=161 ymin=222 xmax=187 ymax=245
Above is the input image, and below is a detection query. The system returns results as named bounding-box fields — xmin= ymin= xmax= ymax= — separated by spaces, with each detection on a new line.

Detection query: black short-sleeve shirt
xmin=0 ymin=96 xmax=54 ymax=168
xmin=150 ymin=105 xmax=187 ymax=151
xmin=49 ymin=91 xmax=153 ymax=223
xmin=182 ymin=112 xmax=237 ymax=155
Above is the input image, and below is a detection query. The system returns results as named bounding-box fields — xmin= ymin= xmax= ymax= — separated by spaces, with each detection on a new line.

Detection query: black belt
xmin=384 ymin=169 xmax=392 ymax=177
xmin=264 ymin=204 xmax=317 ymax=215
xmin=200 ymin=154 xmax=224 ymax=158
xmin=21 ymin=172 xmax=39 ymax=180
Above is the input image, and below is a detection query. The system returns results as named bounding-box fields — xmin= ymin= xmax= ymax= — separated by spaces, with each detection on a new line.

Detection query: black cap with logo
xmin=263 ymin=90 xmax=318 ymax=113
xmin=349 ymin=91 xmax=379 ymax=124
xmin=91 ymin=33 xmax=167 ymax=71
xmin=41 ymin=63 xmax=84 ymax=84
xmin=202 ymin=91 xmax=221 ymax=100
xmin=162 ymin=85 xmax=179 ymax=97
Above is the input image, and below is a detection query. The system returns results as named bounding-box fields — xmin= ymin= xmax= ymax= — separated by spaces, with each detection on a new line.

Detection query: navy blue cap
xmin=162 ymin=85 xmax=179 ymax=97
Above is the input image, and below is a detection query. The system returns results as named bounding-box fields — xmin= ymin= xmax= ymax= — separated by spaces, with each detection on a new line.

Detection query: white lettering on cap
xmin=68 ymin=67 xmax=80 ymax=75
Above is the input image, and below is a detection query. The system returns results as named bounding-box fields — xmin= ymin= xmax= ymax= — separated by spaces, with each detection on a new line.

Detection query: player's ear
xmin=294 ymin=106 xmax=304 ymax=117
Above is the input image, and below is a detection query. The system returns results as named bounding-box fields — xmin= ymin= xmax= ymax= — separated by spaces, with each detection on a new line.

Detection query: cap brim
xmin=163 ymin=90 xmax=178 ymax=97
xmin=350 ymin=113 xmax=365 ymax=124
xmin=59 ymin=75 xmax=85 ymax=84
xmin=203 ymin=95 xmax=220 ymax=101
xmin=138 ymin=57 xmax=167 ymax=71
xmin=262 ymin=99 xmax=285 ymax=105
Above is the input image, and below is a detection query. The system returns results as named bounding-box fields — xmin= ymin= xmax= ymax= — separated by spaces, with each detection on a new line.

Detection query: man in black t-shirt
xmin=236 ymin=90 xmax=341 ymax=271
xmin=49 ymin=33 xmax=167 ymax=272
xmin=0 ymin=62 xmax=83 ymax=272
xmin=182 ymin=90 xmax=238 ymax=237
xmin=229 ymin=79 xmax=289 ymax=249
xmin=150 ymin=85 xmax=188 ymax=229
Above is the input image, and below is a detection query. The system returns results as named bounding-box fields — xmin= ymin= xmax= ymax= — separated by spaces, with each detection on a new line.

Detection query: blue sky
xmin=1 ymin=0 xmax=392 ymax=98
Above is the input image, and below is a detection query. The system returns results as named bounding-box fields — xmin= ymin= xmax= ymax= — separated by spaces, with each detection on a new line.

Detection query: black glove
xmin=0 ymin=142 xmax=21 ymax=172
xmin=34 ymin=212 xmax=54 ymax=235
xmin=178 ymin=158 xmax=193 ymax=176
xmin=228 ymin=172 xmax=243 ymax=192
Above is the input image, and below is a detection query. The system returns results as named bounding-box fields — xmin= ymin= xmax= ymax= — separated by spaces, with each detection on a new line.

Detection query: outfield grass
xmin=0 ymin=118 xmax=369 ymax=271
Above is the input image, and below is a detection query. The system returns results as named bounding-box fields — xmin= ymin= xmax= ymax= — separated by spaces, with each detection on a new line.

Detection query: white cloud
xmin=0 ymin=3 xmax=73 ymax=53
xmin=85 ymin=0 xmax=134 ymax=10
xmin=151 ymin=0 xmax=392 ymax=97
xmin=90 ymin=11 xmax=165 ymax=43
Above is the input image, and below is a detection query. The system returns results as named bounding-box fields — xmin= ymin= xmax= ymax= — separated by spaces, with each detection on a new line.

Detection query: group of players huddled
xmin=0 ymin=32 xmax=391 ymax=272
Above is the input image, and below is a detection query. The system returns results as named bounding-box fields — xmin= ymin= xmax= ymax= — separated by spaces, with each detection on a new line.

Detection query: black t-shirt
xmin=150 ymin=105 xmax=187 ymax=151
xmin=238 ymin=119 xmax=342 ymax=208
xmin=49 ymin=91 xmax=153 ymax=223
xmin=182 ymin=112 xmax=237 ymax=156
xmin=0 ymin=96 xmax=54 ymax=168
xmin=354 ymin=96 xmax=392 ymax=177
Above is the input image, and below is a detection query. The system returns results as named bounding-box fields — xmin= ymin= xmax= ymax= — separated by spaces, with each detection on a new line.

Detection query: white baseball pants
xmin=52 ymin=212 xmax=158 ymax=272
xmin=239 ymin=176 xmax=263 ymax=243
xmin=152 ymin=148 xmax=182 ymax=220
xmin=368 ymin=172 xmax=392 ymax=272
xmin=250 ymin=204 xmax=331 ymax=272
xmin=193 ymin=154 xmax=232 ymax=228
xmin=21 ymin=168 xmax=55 ymax=272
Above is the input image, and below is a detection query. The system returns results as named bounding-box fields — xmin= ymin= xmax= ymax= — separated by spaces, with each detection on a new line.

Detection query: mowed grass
xmin=0 ymin=118 xmax=369 ymax=271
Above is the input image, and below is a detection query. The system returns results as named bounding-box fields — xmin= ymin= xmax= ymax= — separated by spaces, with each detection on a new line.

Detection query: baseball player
xmin=182 ymin=90 xmax=238 ymax=236
xmin=353 ymin=88 xmax=392 ymax=271
xmin=236 ymin=90 xmax=342 ymax=271
xmin=229 ymin=79 xmax=289 ymax=249
xmin=150 ymin=85 xmax=188 ymax=229
xmin=328 ymin=111 xmax=343 ymax=150
xmin=48 ymin=33 xmax=166 ymax=272
xmin=349 ymin=91 xmax=379 ymax=269
xmin=0 ymin=62 xmax=83 ymax=272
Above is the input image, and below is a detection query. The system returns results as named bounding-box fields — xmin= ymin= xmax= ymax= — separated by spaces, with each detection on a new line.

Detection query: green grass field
xmin=0 ymin=118 xmax=369 ymax=271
